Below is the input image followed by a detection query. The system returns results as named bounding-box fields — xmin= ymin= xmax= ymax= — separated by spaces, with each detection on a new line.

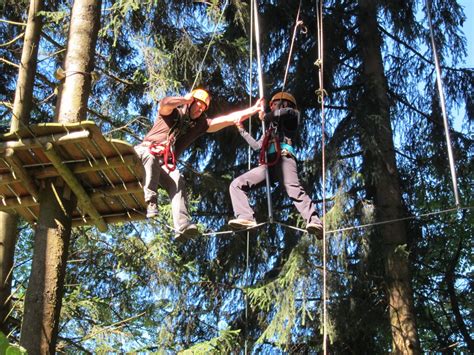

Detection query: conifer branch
xmin=0 ymin=32 xmax=24 ymax=47
xmin=0 ymin=57 xmax=19 ymax=68
xmin=0 ymin=18 xmax=26 ymax=26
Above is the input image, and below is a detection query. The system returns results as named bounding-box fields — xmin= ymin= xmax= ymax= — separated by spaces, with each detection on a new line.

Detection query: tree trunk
xmin=445 ymin=239 xmax=474 ymax=351
xmin=356 ymin=0 xmax=421 ymax=353
xmin=19 ymin=0 xmax=101 ymax=353
xmin=10 ymin=0 xmax=43 ymax=131
xmin=54 ymin=0 xmax=101 ymax=123
xmin=0 ymin=0 xmax=43 ymax=334
xmin=0 ymin=214 xmax=17 ymax=335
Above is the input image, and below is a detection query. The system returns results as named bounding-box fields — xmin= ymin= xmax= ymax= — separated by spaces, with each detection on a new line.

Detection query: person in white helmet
xmin=228 ymin=91 xmax=323 ymax=239
xmin=135 ymin=89 xmax=264 ymax=240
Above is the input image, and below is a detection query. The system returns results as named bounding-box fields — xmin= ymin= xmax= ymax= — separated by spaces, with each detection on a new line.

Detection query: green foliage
xmin=246 ymin=235 xmax=315 ymax=349
xmin=100 ymin=0 xmax=148 ymax=46
xmin=142 ymin=34 xmax=198 ymax=100
xmin=180 ymin=329 xmax=240 ymax=354
xmin=37 ymin=10 xmax=68 ymax=25
xmin=0 ymin=332 xmax=26 ymax=355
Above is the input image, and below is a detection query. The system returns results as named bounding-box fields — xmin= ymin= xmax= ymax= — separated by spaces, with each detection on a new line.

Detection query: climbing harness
xmin=259 ymin=105 xmax=300 ymax=166
xmin=148 ymin=139 xmax=176 ymax=172
xmin=259 ymin=125 xmax=281 ymax=167
xmin=142 ymin=103 xmax=193 ymax=174
xmin=150 ymin=92 xmax=205 ymax=172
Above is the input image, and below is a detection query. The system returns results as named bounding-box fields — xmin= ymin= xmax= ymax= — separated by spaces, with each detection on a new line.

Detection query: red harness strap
xmin=149 ymin=141 xmax=176 ymax=171
xmin=259 ymin=128 xmax=281 ymax=167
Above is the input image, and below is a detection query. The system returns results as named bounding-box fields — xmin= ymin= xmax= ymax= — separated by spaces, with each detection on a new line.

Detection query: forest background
xmin=0 ymin=0 xmax=472 ymax=353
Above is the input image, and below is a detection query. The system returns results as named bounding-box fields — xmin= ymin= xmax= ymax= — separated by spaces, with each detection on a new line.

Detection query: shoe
xmin=306 ymin=222 xmax=324 ymax=240
xmin=228 ymin=218 xmax=257 ymax=230
xmin=146 ymin=202 xmax=159 ymax=218
xmin=175 ymin=223 xmax=200 ymax=242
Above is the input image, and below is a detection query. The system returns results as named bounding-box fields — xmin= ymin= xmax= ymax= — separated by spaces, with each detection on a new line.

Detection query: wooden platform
xmin=0 ymin=121 xmax=146 ymax=231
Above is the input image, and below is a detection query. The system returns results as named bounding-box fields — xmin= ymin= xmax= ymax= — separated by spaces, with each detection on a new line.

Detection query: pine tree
xmin=19 ymin=0 xmax=102 ymax=352
xmin=0 ymin=0 xmax=43 ymax=335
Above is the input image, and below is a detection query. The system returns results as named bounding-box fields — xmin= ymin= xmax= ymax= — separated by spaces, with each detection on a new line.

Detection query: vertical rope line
xmin=244 ymin=3 xmax=255 ymax=353
xmin=191 ymin=0 xmax=229 ymax=91
xmin=244 ymin=2 xmax=256 ymax=353
xmin=425 ymin=0 xmax=460 ymax=207
xmin=316 ymin=0 xmax=327 ymax=353
xmin=282 ymin=0 xmax=303 ymax=93
xmin=253 ymin=0 xmax=264 ymax=99
xmin=253 ymin=0 xmax=273 ymax=223
xmin=245 ymin=229 xmax=250 ymax=355
xmin=248 ymin=0 xmax=254 ymax=172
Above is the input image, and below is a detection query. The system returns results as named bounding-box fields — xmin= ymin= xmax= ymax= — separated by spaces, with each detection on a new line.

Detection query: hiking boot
xmin=146 ymin=202 xmax=159 ymax=218
xmin=175 ymin=223 xmax=200 ymax=242
xmin=228 ymin=218 xmax=257 ymax=230
xmin=306 ymin=222 xmax=324 ymax=240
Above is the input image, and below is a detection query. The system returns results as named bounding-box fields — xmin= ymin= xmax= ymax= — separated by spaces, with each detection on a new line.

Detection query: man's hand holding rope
xmin=233 ymin=98 xmax=265 ymax=128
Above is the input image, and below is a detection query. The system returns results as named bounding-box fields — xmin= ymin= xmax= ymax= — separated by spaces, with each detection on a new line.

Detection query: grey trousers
xmin=229 ymin=155 xmax=321 ymax=224
xmin=135 ymin=145 xmax=191 ymax=230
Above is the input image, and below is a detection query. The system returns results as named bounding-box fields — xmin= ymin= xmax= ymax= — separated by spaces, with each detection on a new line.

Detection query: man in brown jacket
xmin=135 ymin=89 xmax=264 ymax=239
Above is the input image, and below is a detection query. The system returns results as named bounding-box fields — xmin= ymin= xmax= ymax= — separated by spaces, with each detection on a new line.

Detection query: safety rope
xmin=252 ymin=0 xmax=274 ymax=224
xmin=425 ymin=0 xmax=460 ymax=207
xmin=314 ymin=0 xmax=328 ymax=352
xmin=137 ymin=204 xmax=473 ymax=237
xmin=282 ymin=0 xmax=305 ymax=93
xmin=245 ymin=1 xmax=255 ymax=353
xmin=190 ymin=0 xmax=229 ymax=91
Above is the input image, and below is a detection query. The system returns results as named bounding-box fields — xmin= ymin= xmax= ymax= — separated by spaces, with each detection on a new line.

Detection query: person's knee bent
xmin=230 ymin=176 xmax=246 ymax=193
xmin=284 ymin=181 xmax=305 ymax=198
xmin=230 ymin=179 xmax=238 ymax=194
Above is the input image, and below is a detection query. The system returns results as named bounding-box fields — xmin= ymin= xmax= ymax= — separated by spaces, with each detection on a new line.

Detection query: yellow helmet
xmin=270 ymin=91 xmax=297 ymax=108
xmin=190 ymin=88 xmax=211 ymax=109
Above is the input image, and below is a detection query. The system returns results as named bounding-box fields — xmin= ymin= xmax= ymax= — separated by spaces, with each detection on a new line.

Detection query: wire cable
xmin=139 ymin=205 xmax=472 ymax=237
xmin=190 ymin=0 xmax=229 ymax=91
xmin=314 ymin=0 xmax=328 ymax=352
xmin=244 ymin=2 xmax=255 ymax=353
xmin=252 ymin=0 xmax=274 ymax=223
xmin=282 ymin=0 xmax=304 ymax=93
xmin=425 ymin=0 xmax=460 ymax=207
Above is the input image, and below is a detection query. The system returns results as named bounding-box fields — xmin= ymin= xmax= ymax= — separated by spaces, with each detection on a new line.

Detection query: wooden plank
xmin=0 ymin=154 xmax=139 ymax=181
xmin=0 ymin=173 xmax=16 ymax=187
xmin=4 ymin=148 xmax=39 ymax=200
xmin=0 ymin=120 xmax=96 ymax=141
xmin=72 ymin=211 xmax=145 ymax=227
xmin=0 ymin=195 xmax=36 ymax=210
xmin=43 ymin=142 xmax=107 ymax=232
xmin=89 ymin=182 xmax=142 ymax=200
xmin=0 ymin=129 xmax=91 ymax=153
xmin=0 ymin=121 xmax=145 ymax=228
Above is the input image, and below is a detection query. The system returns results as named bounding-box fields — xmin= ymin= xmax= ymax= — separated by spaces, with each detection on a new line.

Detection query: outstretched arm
xmin=236 ymin=126 xmax=263 ymax=150
xmin=158 ymin=95 xmax=194 ymax=116
xmin=206 ymin=98 xmax=264 ymax=133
